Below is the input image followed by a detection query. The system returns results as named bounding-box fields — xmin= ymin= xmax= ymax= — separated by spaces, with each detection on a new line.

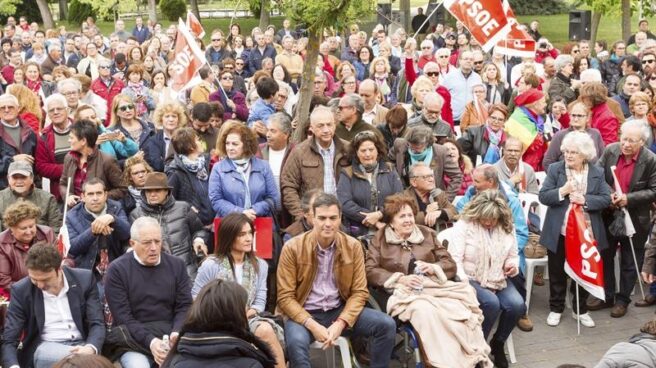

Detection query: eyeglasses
xmin=411 ymin=174 xmax=434 ymax=180
xmin=344 ymin=81 xmax=356 ymax=85
xmin=643 ymin=59 xmax=656 ymax=64
xmin=474 ymin=60 xmax=484 ymax=65
xmin=98 ymin=65 xmax=111 ymax=69
xmin=221 ymin=76 xmax=233 ymax=80
xmin=425 ymin=71 xmax=439 ymax=77
xmin=0 ymin=105 xmax=16 ymax=111
xmin=621 ymin=137 xmax=642 ymax=144
xmin=118 ymin=104 xmax=135 ymax=112
xmin=62 ymin=91 xmax=79 ymax=96
xmin=212 ymin=38 xmax=222 ymax=42
xmin=48 ymin=107 xmax=65 ymax=113
xmin=570 ymin=113 xmax=587 ymax=119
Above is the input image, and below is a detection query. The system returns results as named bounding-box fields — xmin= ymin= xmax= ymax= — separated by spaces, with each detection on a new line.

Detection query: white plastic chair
xmin=534 ymin=171 xmax=547 ymax=190
xmin=506 ymin=333 xmax=517 ymax=364
xmin=525 ymin=256 xmax=549 ymax=314
xmin=310 ymin=337 xmax=354 ymax=368
xmin=437 ymin=227 xmax=455 ymax=246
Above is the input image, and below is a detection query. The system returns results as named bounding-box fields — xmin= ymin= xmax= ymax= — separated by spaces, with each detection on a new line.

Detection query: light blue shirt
xmin=441 ymin=68 xmax=483 ymax=121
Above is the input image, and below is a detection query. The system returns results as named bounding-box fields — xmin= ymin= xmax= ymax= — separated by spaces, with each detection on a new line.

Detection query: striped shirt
xmin=319 ymin=140 xmax=336 ymax=195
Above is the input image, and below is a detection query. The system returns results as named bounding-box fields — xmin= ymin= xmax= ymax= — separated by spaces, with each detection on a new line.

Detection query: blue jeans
xmin=284 ymin=306 xmax=396 ymax=368
xmin=470 ymin=280 xmax=524 ymax=343
xmin=33 ymin=340 xmax=82 ymax=368
xmin=120 ymin=351 xmax=153 ymax=368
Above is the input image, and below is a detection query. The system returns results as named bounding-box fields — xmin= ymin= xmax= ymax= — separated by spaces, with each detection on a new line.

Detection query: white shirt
xmin=41 ymin=275 xmax=83 ymax=343
xmin=268 ymin=147 xmax=287 ymax=192
xmin=362 ymin=105 xmax=379 ymax=125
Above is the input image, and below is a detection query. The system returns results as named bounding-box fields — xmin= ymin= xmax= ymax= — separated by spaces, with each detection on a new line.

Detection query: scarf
xmin=26 ymin=79 xmax=41 ymax=94
xmin=128 ymin=81 xmax=148 ymax=117
xmin=565 ymin=163 xmax=588 ymax=198
xmin=232 ymin=158 xmax=252 ymax=209
xmin=375 ymin=74 xmax=391 ymax=97
xmin=483 ymin=126 xmax=503 ymax=164
xmin=358 ymin=162 xmax=380 ymax=213
xmin=384 ymin=225 xmax=425 ymax=251
xmin=128 ymin=186 xmax=144 ymax=208
xmin=181 ymin=154 xmax=208 ymax=181
xmin=519 ymin=106 xmax=545 ymax=134
xmin=474 ymin=98 xmax=489 ymax=124
xmin=469 ymin=223 xmax=509 ymax=290
xmin=408 ymin=147 xmax=433 ymax=166
xmin=214 ymin=256 xmax=257 ymax=307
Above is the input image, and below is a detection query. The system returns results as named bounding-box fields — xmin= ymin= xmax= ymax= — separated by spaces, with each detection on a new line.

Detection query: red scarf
xmin=26 ymin=79 xmax=41 ymax=94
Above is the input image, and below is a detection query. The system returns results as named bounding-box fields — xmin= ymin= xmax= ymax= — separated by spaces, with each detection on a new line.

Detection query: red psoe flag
xmin=186 ymin=11 xmax=205 ymax=39
xmin=494 ymin=0 xmax=536 ymax=58
xmin=169 ymin=19 xmax=207 ymax=92
xmin=443 ymin=0 xmax=512 ymax=52
xmin=564 ymin=204 xmax=605 ymax=301
xmin=56 ymin=223 xmax=70 ymax=258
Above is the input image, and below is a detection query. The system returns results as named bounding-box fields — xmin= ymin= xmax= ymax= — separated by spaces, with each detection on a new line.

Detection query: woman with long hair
xmin=7 ymin=84 xmax=43 ymax=133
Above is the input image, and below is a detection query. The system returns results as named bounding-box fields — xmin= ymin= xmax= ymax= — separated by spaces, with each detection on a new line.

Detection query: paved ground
xmin=310 ymin=280 xmax=655 ymax=367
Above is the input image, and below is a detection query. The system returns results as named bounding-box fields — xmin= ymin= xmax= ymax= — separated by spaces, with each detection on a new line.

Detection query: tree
xmin=0 ymin=0 xmax=22 ymax=16
xmin=78 ymin=0 xmax=138 ymax=20
xmin=622 ymin=0 xmax=631 ymax=41
xmin=282 ymin=0 xmax=376 ymax=143
xmin=584 ymin=0 xmax=619 ymax=44
xmin=259 ymin=0 xmax=270 ymax=29
xmin=35 ymin=0 xmax=55 ymax=29
xmin=148 ymin=0 xmax=157 ymax=23
xmin=59 ymin=0 xmax=69 ymax=20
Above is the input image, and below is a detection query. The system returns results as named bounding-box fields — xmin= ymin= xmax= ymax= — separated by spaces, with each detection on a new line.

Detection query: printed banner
xmin=564 ymin=204 xmax=605 ymax=301
xmin=494 ymin=0 xmax=536 ymax=58
xmin=169 ymin=19 xmax=207 ymax=92
xmin=443 ymin=0 xmax=512 ymax=52
xmin=186 ymin=11 xmax=206 ymax=39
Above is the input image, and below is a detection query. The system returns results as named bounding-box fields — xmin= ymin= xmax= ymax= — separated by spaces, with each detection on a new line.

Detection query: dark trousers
xmin=602 ymin=231 xmax=648 ymax=305
xmin=548 ymin=236 xmax=589 ymax=314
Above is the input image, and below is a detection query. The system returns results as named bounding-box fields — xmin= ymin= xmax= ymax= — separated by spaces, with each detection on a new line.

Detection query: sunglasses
xmin=118 ymin=104 xmax=135 ymax=112
xmin=212 ymin=38 xmax=222 ymax=42
xmin=425 ymin=71 xmax=439 ymax=77
xmin=221 ymin=76 xmax=233 ymax=80
xmin=643 ymin=59 xmax=656 ymax=64
xmin=474 ymin=61 xmax=484 ymax=65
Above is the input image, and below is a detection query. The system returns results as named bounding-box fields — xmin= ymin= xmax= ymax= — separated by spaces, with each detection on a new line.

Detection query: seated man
xmin=105 ymin=217 xmax=192 ymax=367
xmin=2 ymin=243 xmax=105 ymax=368
xmin=403 ymin=162 xmax=457 ymax=230
xmin=493 ymin=137 xmax=539 ymax=195
xmin=277 ymin=193 xmax=396 ymax=368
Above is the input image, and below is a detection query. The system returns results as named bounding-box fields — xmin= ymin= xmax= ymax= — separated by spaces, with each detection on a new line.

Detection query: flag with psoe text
xmin=56 ymin=222 xmax=71 ymax=258
xmin=169 ymin=19 xmax=207 ymax=92
xmin=494 ymin=0 xmax=536 ymax=58
xmin=443 ymin=0 xmax=512 ymax=52
xmin=186 ymin=11 xmax=205 ymax=39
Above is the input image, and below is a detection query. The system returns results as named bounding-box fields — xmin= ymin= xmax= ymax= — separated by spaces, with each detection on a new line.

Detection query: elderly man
xmin=91 ymin=58 xmax=124 ymax=124
xmin=407 ymin=92 xmax=453 ymax=142
xmin=1 ymin=244 xmax=105 ymax=368
xmin=442 ymin=51 xmax=483 ymax=124
xmin=359 ymin=80 xmax=389 ymax=126
xmin=0 ymin=161 xmax=62 ymax=232
xmin=258 ymin=112 xmax=294 ymax=192
xmin=130 ymin=172 xmax=210 ymax=278
xmin=313 ymin=71 xmax=331 ymax=98
xmin=112 ymin=19 xmax=129 ymax=42
xmin=403 ymin=162 xmax=457 ymax=229
xmin=335 ymin=94 xmax=379 ymax=141
xmin=40 ymin=43 xmax=64 ymax=77
xmin=590 ymin=121 xmax=656 ymax=317
xmin=0 ymin=94 xmax=37 ymax=190
xmin=281 ymin=106 xmax=349 ymax=220
xmin=248 ymin=33 xmax=277 ymax=77
xmin=341 ymin=34 xmax=360 ymax=64
xmin=277 ymin=193 xmax=396 ymax=368
xmin=34 ymin=93 xmax=71 ymax=202
xmin=205 ymin=30 xmax=229 ymax=66
xmin=105 ymin=216 xmax=192 ymax=367
xmin=417 ymin=39 xmax=436 ymax=69
xmin=494 ymin=137 xmax=539 ymax=195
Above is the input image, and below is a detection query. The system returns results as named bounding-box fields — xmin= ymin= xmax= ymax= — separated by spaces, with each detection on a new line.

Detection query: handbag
xmin=524 ymin=233 xmax=547 ymax=259
xmin=608 ymin=208 xmax=628 ymax=238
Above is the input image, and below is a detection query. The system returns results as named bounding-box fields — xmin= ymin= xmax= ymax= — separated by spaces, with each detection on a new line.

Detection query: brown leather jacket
xmin=0 ymin=225 xmax=55 ymax=292
xmin=365 ymin=225 xmax=457 ymax=288
xmin=276 ymin=230 xmax=368 ymax=327
xmin=59 ymin=149 xmax=127 ymax=200
xmin=402 ymin=187 xmax=457 ymax=229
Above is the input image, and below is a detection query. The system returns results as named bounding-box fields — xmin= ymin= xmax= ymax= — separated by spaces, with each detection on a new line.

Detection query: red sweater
xmin=405 ymin=57 xmax=454 ymax=128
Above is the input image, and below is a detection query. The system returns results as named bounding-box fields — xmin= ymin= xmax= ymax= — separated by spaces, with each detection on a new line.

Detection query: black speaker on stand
xmin=569 ymin=10 xmax=591 ymax=41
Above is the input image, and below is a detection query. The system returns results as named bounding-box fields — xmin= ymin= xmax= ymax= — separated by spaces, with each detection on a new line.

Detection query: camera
xmin=539 ymin=42 xmax=547 ymax=49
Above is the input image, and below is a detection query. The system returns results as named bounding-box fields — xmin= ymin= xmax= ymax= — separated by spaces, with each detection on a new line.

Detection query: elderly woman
xmin=369 ymin=56 xmax=397 ymax=106
xmin=166 ymin=128 xmax=215 ymax=226
xmin=190 ymin=213 xmax=285 ymax=367
xmin=539 ymin=131 xmax=611 ymax=328
xmin=628 ymin=91 xmax=651 ymax=121
xmin=337 ymin=131 xmax=404 ymax=237
xmin=109 ymin=94 xmax=163 ymax=171
xmin=152 ymin=101 xmax=188 ymax=163
xmin=365 ymin=193 xmax=491 ymax=367
xmin=393 ymin=125 xmax=463 ymax=201
xmin=208 ymin=121 xmax=280 ymax=219
xmin=505 ymin=88 xmax=549 ymax=171
xmin=403 ymin=76 xmax=435 ymax=118
xmin=0 ymin=201 xmax=54 ymax=293
xmin=449 ymin=190 xmax=524 ymax=368
xmin=542 ymin=101 xmax=606 ymax=169
xmin=547 ymin=55 xmax=579 ymax=104
xmin=460 ymin=84 xmax=490 ymax=132
xmin=209 ymin=69 xmax=249 ymax=122
xmin=75 ymin=104 xmax=139 ymax=165
xmin=120 ymin=64 xmax=156 ymax=121
xmin=458 ymin=103 xmax=509 ymax=165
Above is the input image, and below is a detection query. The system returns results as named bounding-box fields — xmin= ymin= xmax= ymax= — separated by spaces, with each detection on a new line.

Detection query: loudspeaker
xmin=377 ymin=4 xmax=392 ymax=26
xmin=426 ymin=2 xmax=446 ymax=30
xmin=569 ymin=10 xmax=591 ymax=41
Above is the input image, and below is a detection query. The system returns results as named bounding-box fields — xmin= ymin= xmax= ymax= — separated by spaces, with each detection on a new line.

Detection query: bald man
xmin=359 ymin=79 xmax=389 ymax=125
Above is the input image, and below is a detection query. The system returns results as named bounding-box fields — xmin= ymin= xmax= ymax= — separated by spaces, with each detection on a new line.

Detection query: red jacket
xmin=19 ymin=112 xmax=40 ymax=134
xmin=591 ymin=103 xmax=619 ymax=145
xmin=405 ymin=57 xmax=455 ymax=128
xmin=535 ymin=48 xmax=559 ymax=63
xmin=91 ymin=77 xmax=125 ymax=125
xmin=35 ymin=124 xmax=69 ymax=201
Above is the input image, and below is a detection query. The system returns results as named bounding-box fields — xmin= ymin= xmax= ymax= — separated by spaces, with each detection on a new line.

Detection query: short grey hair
xmin=621 ymin=119 xmax=651 ymax=142
xmin=267 ymin=112 xmax=292 ymax=135
xmin=554 ymin=55 xmax=574 ymax=72
xmin=310 ymin=105 xmax=334 ymax=126
xmin=472 ymin=164 xmax=500 ymax=186
xmin=0 ymin=94 xmax=19 ymax=107
xmin=422 ymin=91 xmax=444 ymax=109
xmin=409 ymin=162 xmax=431 ymax=177
xmin=130 ymin=217 xmax=160 ymax=242
xmin=57 ymin=78 xmax=81 ymax=93
xmin=420 ymin=39 xmax=433 ymax=50
xmin=282 ymin=35 xmax=294 ymax=43
xmin=580 ymin=69 xmax=602 ymax=83
xmin=561 ymin=131 xmax=597 ymax=162
xmin=44 ymin=93 xmax=67 ymax=110
xmin=406 ymin=126 xmax=434 ymax=146
xmin=342 ymin=93 xmax=365 ymax=117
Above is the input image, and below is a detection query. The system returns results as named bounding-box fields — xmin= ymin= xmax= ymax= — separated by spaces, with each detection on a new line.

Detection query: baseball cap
xmin=8 ymin=161 xmax=32 ymax=176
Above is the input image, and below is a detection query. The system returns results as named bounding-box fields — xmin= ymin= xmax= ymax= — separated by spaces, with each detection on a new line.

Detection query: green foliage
xmin=248 ymin=0 xmax=262 ymax=19
xmin=281 ymin=0 xmax=375 ymax=35
xmin=582 ymin=0 xmax=620 ymax=15
xmin=508 ymin=0 xmax=569 ymax=15
xmin=69 ymin=0 xmax=95 ymax=24
xmin=0 ymin=0 xmax=21 ymax=16
xmin=0 ymin=0 xmax=42 ymax=24
xmin=78 ymin=0 xmax=138 ymax=20
xmin=159 ymin=0 xmax=187 ymax=21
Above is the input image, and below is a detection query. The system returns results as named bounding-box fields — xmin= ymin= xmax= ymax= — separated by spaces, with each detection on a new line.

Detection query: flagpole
xmin=628 ymin=236 xmax=647 ymax=300
xmin=412 ymin=1 xmax=443 ymax=39
xmin=61 ymin=178 xmax=72 ymax=258
xmin=576 ymin=285 xmax=580 ymax=335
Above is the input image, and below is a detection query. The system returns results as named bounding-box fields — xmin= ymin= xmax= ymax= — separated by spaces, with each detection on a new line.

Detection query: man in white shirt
xmin=359 ymin=79 xmax=389 ymax=126
xmin=2 ymin=244 xmax=105 ymax=368
xmin=261 ymin=112 xmax=294 ymax=194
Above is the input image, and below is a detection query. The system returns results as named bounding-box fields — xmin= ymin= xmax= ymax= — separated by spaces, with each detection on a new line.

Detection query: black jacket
xmin=166 ymin=154 xmax=215 ymax=226
xmin=0 ymin=119 xmax=37 ymax=189
xmin=2 ymin=268 xmax=105 ymax=368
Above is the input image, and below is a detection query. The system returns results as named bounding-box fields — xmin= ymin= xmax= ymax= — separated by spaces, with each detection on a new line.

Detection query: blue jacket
xmin=132 ymin=26 xmax=150 ymax=44
xmin=247 ymin=45 xmax=277 ymax=76
xmin=205 ymin=46 xmax=230 ymax=66
xmin=247 ymin=98 xmax=276 ymax=127
xmin=456 ymin=182 xmax=529 ymax=274
xmin=97 ymin=124 xmax=138 ymax=164
xmin=111 ymin=120 xmax=164 ymax=172
xmin=208 ymin=157 xmax=280 ymax=217
xmin=66 ymin=199 xmax=131 ymax=270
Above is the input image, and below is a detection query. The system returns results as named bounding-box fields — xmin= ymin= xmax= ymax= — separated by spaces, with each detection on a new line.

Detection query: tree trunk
xmin=58 ymin=0 xmax=68 ymax=21
xmin=292 ymin=31 xmax=321 ymax=144
xmin=621 ymin=0 xmax=631 ymax=42
xmin=148 ymin=0 xmax=158 ymax=23
xmin=400 ymin=0 xmax=411 ymax=35
xmin=35 ymin=0 xmax=55 ymax=29
xmin=190 ymin=0 xmax=201 ymax=21
xmin=590 ymin=11 xmax=602 ymax=45
xmin=259 ymin=0 xmax=270 ymax=30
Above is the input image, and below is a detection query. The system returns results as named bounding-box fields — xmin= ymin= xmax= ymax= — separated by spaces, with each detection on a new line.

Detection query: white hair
xmin=44 ymin=93 xmax=67 ymax=110
xmin=0 ymin=94 xmax=19 ymax=107
xmin=621 ymin=119 xmax=651 ymax=142
xmin=423 ymin=91 xmax=444 ymax=108
xmin=57 ymin=78 xmax=81 ymax=93
xmin=580 ymin=69 xmax=602 ymax=83
xmin=561 ymin=131 xmax=597 ymax=162
xmin=554 ymin=55 xmax=574 ymax=72
xmin=130 ymin=217 xmax=161 ymax=241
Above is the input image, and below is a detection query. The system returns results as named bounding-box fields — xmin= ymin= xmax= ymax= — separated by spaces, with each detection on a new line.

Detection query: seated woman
xmin=209 ymin=121 xmax=280 ymax=219
xmin=365 ymin=193 xmax=491 ymax=368
xmin=120 ymin=155 xmax=153 ymax=216
xmin=443 ymin=138 xmax=474 ymax=196
xmin=449 ymin=190 xmax=524 ymax=368
xmin=459 ymin=84 xmax=490 ymax=132
xmin=163 ymin=278 xmax=276 ymax=368
xmin=337 ymin=131 xmax=403 ymax=237
xmin=191 ymin=213 xmax=284 ymax=368
xmin=152 ymin=101 xmax=188 ymax=165
xmin=458 ymin=103 xmax=509 ymax=165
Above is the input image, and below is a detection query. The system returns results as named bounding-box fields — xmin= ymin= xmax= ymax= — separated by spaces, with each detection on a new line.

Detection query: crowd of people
xmin=2 ymin=11 xmax=656 ymax=368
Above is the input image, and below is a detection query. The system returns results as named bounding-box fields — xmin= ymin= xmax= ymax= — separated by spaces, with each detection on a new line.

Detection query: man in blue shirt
xmin=131 ymin=17 xmax=150 ymax=45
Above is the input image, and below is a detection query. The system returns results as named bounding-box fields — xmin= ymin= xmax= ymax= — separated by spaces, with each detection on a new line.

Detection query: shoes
xmin=489 ymin=339 xmax=509 ymax=368
xmin=533 ymin=272 xmax=545 ymax=286
xmin=546 ymin=312 xmax=562 ymax=326
xmin=516 ymin=315 xmax=534 ymax=332
xmin=635 ymin=295 xmax=656 ymax=307
xmin=572 ymin=312 xmax=595 ymax=327
xmin=586 ymin=298 xmax=613 ymax=311
xmin=611 ymin=304 xmax=628 ymax=318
